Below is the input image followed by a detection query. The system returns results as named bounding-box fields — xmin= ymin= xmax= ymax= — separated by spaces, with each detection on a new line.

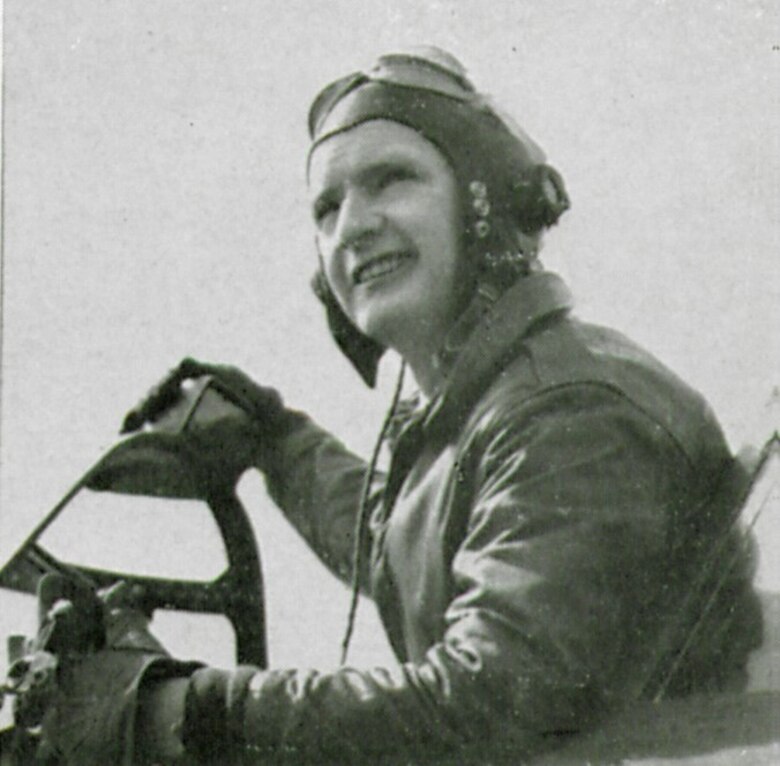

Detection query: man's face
xmin=309 ymin=120 xmax=466 ymax=355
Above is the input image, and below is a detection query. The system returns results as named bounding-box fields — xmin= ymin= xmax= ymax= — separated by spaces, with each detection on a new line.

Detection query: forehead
xmin=308 ymin=119 xmax=450 ymax=192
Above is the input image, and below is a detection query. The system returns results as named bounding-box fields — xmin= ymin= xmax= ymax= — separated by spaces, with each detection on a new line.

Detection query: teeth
xmin=354 ymin=253 xmax=409 ymax=284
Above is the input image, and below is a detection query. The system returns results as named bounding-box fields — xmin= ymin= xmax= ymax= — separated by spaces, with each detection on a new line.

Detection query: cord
xmin=340 ymin=360 xmax=406 ymax=665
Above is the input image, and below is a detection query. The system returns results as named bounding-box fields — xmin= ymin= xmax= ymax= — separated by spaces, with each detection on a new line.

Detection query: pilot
xmin=36 ymin=48 xmax=762 ymax=765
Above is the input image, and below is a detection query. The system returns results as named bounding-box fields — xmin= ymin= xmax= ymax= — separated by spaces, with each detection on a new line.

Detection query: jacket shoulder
xmin=475 ymin=314 xmax=730 ymax=475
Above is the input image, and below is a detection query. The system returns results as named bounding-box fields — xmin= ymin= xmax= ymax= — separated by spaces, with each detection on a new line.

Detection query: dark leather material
xmin=185 ymin=272 xmax=761 ymax=763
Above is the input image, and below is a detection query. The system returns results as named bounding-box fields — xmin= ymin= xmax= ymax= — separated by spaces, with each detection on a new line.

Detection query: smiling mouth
xmin=352 ymin=252 xmax=413 ymax=285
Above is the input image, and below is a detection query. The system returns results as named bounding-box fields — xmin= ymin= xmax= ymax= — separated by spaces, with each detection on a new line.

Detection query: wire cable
xmin=340 ymin=360 xmax=406 ymax=665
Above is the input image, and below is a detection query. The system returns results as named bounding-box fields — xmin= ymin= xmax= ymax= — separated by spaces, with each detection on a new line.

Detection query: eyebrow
xmin=312 ymin=156 xmax=421 ymax=214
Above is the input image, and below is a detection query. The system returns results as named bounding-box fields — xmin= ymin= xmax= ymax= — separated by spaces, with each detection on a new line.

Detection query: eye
xmin=313 ymin=196 xmax=339 ymax=226
xmin=375 ymin=166 xmax=415 ymax=191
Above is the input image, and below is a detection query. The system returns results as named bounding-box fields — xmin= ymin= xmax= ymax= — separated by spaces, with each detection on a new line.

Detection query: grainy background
xmin=1 ymin=0 xmax=778 ymax=685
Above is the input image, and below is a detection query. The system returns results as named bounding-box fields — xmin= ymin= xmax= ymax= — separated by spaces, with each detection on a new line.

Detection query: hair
xmin=309 ymin=47 xmax=569 ymax=386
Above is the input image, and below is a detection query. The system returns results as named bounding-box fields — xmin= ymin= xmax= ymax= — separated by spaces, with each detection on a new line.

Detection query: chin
xmin=355 ymin=315 xmax=397 ymax=348
xmin=354 ymin=301 xmax=413 ymax=349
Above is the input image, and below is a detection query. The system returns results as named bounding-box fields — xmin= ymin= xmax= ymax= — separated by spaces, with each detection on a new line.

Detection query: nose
xmin=334 ymin=189 xmax=383 ymax=254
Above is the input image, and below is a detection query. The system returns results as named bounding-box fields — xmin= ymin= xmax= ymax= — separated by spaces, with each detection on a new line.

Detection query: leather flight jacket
xmin=182 ymin=272 xmax=762 ymax=764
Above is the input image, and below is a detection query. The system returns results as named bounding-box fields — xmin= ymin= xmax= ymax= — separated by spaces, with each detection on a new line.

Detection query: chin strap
xmin=340 ymin=361 xmax=407 ymax=665
xmin=311 ymin=268 xmax=386 ymax=388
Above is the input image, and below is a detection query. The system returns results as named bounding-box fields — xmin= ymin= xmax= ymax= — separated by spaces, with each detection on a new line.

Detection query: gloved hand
xmin=121 ymin=357 xmax=302 ymax=483
xmin=8 ymin=575 xmax=105 ymax=732
xmin=30 ymin=580 xmax=201 ymax=766
xmin=122 ymin=358 xmax=288 ymax=435
xmin=36 ymin=645 xmax=199 ymax=766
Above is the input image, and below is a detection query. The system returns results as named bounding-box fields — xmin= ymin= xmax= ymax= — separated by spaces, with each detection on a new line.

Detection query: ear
xmin=310 ymin=268 xmax=385 ymax=387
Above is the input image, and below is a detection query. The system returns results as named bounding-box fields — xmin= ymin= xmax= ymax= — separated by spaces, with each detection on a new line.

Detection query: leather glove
xmin=121 ymin=358 xmax=288 ymax=435
xmin=36 ymin=646 xmax=199 ymax=766
xmin=120 ymin=357 xmax=302 ymax=483
xmin=32 ymin=582 xmax=201 ymax=766
xmin=8 ymin=575 xmax=105 ymax=732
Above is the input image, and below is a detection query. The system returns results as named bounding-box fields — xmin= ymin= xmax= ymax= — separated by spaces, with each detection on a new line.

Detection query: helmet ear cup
xmin=512 ymin=164 xmax=570 ymax=234
xmin=311 ymin=269 xmax=385 ymax=387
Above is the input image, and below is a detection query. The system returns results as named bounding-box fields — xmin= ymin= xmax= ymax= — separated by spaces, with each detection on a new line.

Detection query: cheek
xmin=430 ymin=203 xmax=465 ymax=273
xmin=317 ymin=237 xmax=351 ymax=309
xmin=432 ymin=208 xmax=472 ymax=313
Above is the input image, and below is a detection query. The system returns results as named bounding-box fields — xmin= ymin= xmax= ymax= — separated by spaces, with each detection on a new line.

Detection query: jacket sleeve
xmin=259 ymin=412 xmax=383 ymax=590
xmin=179 ymin=386 xmax=722 ymax=764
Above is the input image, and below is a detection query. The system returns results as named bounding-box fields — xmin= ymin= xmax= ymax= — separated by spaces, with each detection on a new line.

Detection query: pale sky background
xmin=0 ymin=0 xmax=778 ymax=686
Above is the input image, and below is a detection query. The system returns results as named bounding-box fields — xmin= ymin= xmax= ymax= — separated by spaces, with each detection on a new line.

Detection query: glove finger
xmin=179 ymin=358 xmax=283 ymax=421
xmin=169 ymin=358 xmax=253 ymax=416
xmin=179 ymin=358 xmax=256 ymax=400
xmin=177 ymin=356 xmax=225 ymax=379
xmin=37 ymin=573 xmax=77 ymax=621
xmin=35 ymin=576 xmax=105 ymax=657
xmin=37 ymin=574 xmax=101 ymax=634
xmin=121 ymin=363 xmax=191 ymax=433
xmin=121 ymin=357 xmax=227 ymax=433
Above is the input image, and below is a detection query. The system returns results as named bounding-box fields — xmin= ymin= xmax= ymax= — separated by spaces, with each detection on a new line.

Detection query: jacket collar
xmin=422 ymin=271 xmax=573 ymax=435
